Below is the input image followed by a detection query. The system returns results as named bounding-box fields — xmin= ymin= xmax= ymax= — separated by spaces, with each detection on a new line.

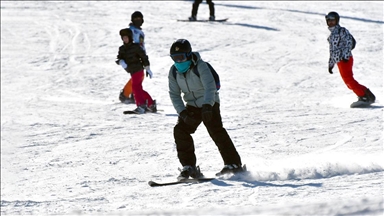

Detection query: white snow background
xmin=1 ymin=1 xmax=383 ymax=215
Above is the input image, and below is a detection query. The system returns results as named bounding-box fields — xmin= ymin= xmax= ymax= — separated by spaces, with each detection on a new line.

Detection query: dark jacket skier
xmin=116 ymin=28 xmax=156 ymax=114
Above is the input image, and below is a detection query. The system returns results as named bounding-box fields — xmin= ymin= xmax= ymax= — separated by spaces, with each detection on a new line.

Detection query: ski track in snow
xmin=1 ymin=1 xmax=383 ymax=215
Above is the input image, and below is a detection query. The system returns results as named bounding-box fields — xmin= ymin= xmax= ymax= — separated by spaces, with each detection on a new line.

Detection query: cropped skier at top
xmin=326 ymin=11 xmax=375 ymax=106
xmin=168 ymin=39 xmax=244 ymax=179
xmin=189 ymin=0 xmax=215 ymax=21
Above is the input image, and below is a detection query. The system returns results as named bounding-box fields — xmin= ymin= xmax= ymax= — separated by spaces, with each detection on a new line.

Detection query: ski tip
xmin=148 ymin=181 xmax=157 ymax=186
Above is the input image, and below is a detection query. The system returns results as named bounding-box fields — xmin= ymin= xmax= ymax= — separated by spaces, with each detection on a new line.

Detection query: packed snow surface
xmin=1 ymin=1 xmax=383 ymax=215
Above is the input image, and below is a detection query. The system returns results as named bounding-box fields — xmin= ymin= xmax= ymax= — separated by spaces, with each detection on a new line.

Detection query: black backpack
xmin=351 ymin=34 xmax=356 ymax=50
xmin=339 ymin=27 xmax=356 ymax=50
xmin=172 ymin=62 xmax=221 ymax=90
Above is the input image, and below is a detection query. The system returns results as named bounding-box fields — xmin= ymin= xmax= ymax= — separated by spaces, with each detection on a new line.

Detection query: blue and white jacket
xmin=129 ymin=24 xmax=145 ymax=52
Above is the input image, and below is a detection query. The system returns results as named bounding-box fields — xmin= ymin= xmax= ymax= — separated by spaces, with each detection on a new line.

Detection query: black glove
xmin=328 ymin=66 xmax=333 ymax=74
xmin=201 ymin=104 xmax=213 ymax=122
xmin=179 ymin=110 xmax=198 ymax=125
xmin=115 ymin=60 xmax=120 ymax=65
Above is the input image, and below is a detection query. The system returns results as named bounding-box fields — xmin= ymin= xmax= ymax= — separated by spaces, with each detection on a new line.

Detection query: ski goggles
xmin=325 ymin=15 xmax=336 ymax=20
xmin=170 ymin=52 xmax=191 ymax=63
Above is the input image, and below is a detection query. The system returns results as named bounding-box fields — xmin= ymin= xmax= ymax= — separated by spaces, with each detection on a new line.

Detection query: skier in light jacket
xmin=326 ymin=11 xmax=375 ymax=107
xmin=168 ymin=39 xmax=243 ymax=180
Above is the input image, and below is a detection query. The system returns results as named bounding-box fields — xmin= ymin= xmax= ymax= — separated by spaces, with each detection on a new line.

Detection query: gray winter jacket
xmin=327 ymin=24 xmax=354 ymax=68
xmin=168 ymin=52 xmax=220 ymax=114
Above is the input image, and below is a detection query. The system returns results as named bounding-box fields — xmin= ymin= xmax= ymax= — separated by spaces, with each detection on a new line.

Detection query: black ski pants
xmin=173 ymin=103 xmax=242 ymax=167
xmin=191 ymin=0 xmax=215 ymax=17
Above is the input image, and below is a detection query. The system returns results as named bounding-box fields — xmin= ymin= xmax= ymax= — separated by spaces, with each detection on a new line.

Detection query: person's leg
xmin=206 ymin=0 xmax=215 ymax=17
xmin=123 ymin=78 xmax=133 ymax=98
xmin=138 ymin=72 xmax=154 ymax=107
xmin=131 ymin=70 xmax=146 ymax=106
xmin=141 ymin=90 xmax=154 ymax=107
xmin=337 ymin=56 xmax=367 ymax=97
xmin=191 ymin=0 xmax=203 ymax=17
xmin=174 ymin=107 xmax=201 ymax=167
xmin=203 ymin=103 xmax=242 ymax=165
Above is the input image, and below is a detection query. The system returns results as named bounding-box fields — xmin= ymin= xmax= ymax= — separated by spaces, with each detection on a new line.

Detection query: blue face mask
xmin=174 ymin=60 xmax=192 ymax=73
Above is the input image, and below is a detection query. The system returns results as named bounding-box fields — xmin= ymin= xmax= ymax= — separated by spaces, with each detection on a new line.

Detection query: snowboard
xmin=177 ymin=18 xmax=228 ymax=22
xmin=123 ymin=110 xmax=144 ymax=114
xmin=350 ymin=101 xmax=373 ymax=108
xmin=148 ymin=177 xmax=215 ymax=187
xmin=123 ymin=109 xmax=164 ymax=115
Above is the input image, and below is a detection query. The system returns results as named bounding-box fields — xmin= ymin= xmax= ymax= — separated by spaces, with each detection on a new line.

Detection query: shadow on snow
xmin=216 ymin=3 xmax=384 ymax=24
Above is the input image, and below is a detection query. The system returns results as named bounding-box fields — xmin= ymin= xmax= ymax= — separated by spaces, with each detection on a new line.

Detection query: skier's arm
xmin=168 ymin=67 xmax=185 ymax=114
xmin=115 ymin=46 xmax=128 ymax=70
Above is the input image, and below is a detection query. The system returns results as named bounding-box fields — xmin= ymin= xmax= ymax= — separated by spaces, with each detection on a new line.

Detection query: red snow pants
xmin=337 ymin=56 xmax=367 ymax=97
xmin=123 ymin=73 xmax=144 ymax=98
xmin=131 ymin=70 xmax=154 ymax=107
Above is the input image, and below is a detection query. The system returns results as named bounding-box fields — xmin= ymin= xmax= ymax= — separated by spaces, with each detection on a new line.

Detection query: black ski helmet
xmin=170 ymin=39 xmax=192 ymax=55
xmin=325 ymin=11 xmax=340 ymax=24
xmin=131 ymin=11 xmax=144 ymax=27
xmin=119 ymin=28 xmax=133 ymax=42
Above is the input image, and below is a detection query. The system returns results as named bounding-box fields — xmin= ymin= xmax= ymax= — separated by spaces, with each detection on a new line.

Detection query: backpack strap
xmin=172 ymin=65 xmax=177 ymax=80
xmin=192 ymin=65 xmax=200 ymax=77
xmin=191 ymin=62 xmax=213 ymax=77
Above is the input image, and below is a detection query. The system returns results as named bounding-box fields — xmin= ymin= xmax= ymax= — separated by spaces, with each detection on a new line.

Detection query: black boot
xmin=216 ymin=164 xmax=245 ymax=176
xmin=364 ymin=88 xmax=375 ymax=104
xmin=177 ymin=165 xmax=203 ymax=180
xmin=128 ymin=93 xmax=135 ymax=103
xmin=119 ymin=90 xmax=126 ymax=103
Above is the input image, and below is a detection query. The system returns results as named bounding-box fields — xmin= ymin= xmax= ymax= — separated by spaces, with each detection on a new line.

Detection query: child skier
xmin=119 ymin=11 xmax=148 ymax=104
xmin=116 ymin=28 xmax=156 ymax=114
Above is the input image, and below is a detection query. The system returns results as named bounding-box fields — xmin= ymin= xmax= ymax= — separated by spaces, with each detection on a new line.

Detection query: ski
xmin=148 ymin=177 xmax=215 ymax=187
xmin=177 ymin=18 xmax=228 ymax=22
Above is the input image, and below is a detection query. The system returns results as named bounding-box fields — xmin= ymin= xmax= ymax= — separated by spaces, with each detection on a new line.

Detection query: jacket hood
xmin=191 ymin=52 xmax=201 ymax=66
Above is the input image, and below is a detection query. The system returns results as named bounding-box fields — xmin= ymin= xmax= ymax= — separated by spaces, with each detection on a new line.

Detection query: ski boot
xmin=216 ymin=164 xmax=246 ymax=176
xmin=177 ymin=165 xmax=203 ymax=180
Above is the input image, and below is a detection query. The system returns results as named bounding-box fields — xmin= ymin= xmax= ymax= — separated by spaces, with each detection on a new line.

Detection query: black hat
xmin=131 ymin=11 xmax=144 ymax=27
xmin=170 ymin=39 xmax=192 ymax=55
xmin=325 ymin=11 xmax=340 ymax=24
xmin=131 ymin=11 xmax=143 ymax=20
